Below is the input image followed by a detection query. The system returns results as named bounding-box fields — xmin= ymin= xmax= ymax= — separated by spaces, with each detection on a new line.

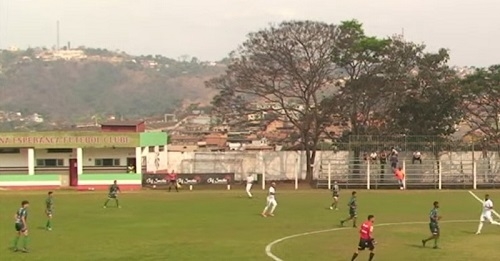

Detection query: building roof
xmin=100 ymin=120 xmax=144 ymax=127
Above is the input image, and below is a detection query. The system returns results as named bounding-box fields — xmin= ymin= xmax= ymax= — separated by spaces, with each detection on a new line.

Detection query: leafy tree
xmin=328 ymin=20 xmax=392 ymax=137
xmin=387 ymin=48 xmax=462 ymax=137
xmin=207 ymin=21 xmax=339 ymax=181
xmin=462 ymin=65 xmax=500 ymax=146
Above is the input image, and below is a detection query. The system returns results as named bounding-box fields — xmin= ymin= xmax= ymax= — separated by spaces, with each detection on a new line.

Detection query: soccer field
xmin=1 ymin=189 xmax=499 ymax=261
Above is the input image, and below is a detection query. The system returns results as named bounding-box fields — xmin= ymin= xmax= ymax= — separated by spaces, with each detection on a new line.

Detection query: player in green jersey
xmin=12 ymin=200 xmax=30 ymax=253
xmin=103 ymin=180 xmax=121 ymax=208
xmin=330 ymin=181 xmax=340 ymax=210
xmin=45 ymin=191 xmax=54 ymax=230
xmin=341 ymin=191 xmax=358 ymax=228
xmin=422 ymin=201 xmax=441 ymax=249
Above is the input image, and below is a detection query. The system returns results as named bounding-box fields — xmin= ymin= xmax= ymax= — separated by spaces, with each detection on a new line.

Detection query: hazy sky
xmin=0 ymin=0 xmax=498 ymax=66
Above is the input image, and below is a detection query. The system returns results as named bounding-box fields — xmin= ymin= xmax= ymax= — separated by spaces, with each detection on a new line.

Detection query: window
xmin=159 ymin=145 xmax=165 ymax=152
xmin=148 ymin=146 xmax=155 ymax=153
xmin=47 ymin=148 xmax=73 ymax=153
xmin=37 ymin=159 xmax=64 ymax=167
xmin=0 ymin=148 xmax=20 ymax=154
xmin=95 ymin=158 xmax=121 ymax=166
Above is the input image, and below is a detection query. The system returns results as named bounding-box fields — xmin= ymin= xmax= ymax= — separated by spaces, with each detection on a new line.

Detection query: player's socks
xmin=13 ymin=235 xmax=20 ymax=249
xmin=46 ymin=220 xmax=51 ymax=229
xmin=22 ymin=236 xmax=28 ymax=249
xmin=104 ymin=199 xmax=110 ymax=207
xmin=350 ymin=252 xmax=358 ymax=261
xmin=115 ymin=199 xmax=120 ymax=207
xmin=490 ymin=220 xmax=500 ymax=225
xmin=477 ymin=222 xmax=484 ymax=233
xmin=433 ymin=238 xmax=438 ymax=248
xmin=368 ymin=252 xmax=375 ymax=261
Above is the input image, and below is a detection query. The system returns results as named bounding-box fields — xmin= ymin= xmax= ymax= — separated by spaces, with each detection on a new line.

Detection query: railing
xmin=318 ymin=159 xmax=500 ymax=189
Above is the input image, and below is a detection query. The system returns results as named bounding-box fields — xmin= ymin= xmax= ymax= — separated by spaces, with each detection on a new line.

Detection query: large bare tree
xmin=207 ymin=21 xmax=339 ymax=181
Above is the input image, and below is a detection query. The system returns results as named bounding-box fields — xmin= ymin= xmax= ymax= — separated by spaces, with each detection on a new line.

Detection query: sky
xmin=0 ymin=0 xmax=498 ymax=66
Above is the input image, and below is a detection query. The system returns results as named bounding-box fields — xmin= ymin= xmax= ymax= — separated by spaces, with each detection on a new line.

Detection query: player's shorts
xmin=391 ymin=162 xmax=397 ymax=168
xmin=46 ymin=209 xmax=53 ymax=216
xmin=170 ymin=180 xmax=176 ymax=184
xmin=108 ymin=193 xmax=117 ymax=199
xmin=429 ymin=223 xmax=440 ymax=235
xmin=333 ymin=194 xmax=339 ymax=199
xmin=349 ymin=210 xmax=357 ymax=218
xmin=480 ymin=213 xmax=494 ymax=222
xmin=358 ymin=238 xmax=375 ymax=251
xmin=15 ymin=223 xmax=27 ymax=232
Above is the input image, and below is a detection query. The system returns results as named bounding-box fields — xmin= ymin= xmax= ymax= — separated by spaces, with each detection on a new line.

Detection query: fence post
xmin=327 ymin=162 xmax=332 ymax=190
xmin=366 ymin=160 xmax=371 ymax=190
xmin=438 ymin=160 xmax=442 ymax=190
xmin=294 ymin=157 xmax=298 ymax=190
xmin=260 ymin=151 xmax=265 ymax=190
xmin=473 ymin=161 xmax=477 ymax=190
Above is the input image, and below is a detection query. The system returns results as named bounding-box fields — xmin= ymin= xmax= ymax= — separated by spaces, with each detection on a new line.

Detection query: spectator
xmin=412 ymin=151 xmax=422 ymax=164
xmin=390 ymin=152 xmax=399 ymax=170
xmin=369 ymin=151 xmax=378 ymax=164
xmin=379 ymin=151 xmax=387 ymax=165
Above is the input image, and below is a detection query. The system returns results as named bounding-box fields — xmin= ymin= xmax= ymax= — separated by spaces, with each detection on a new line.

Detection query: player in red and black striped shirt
xmin=351 ymin=215 xmax=376 ymax=261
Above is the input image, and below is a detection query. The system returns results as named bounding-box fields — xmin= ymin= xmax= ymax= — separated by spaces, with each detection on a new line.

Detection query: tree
xmin=462 ymin=65 xmax=500 ymax=147
xmin=207 ymin=21 xmax=339 ymax=182
xmin=386 ymin=48 xmax=463 ymax=137
xmin=328 ymin=20 xmax=392 ymax=137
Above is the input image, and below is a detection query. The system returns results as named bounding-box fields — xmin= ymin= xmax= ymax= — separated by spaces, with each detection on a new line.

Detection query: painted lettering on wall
xmin=0 ymin=136 xmax=130 ymax=145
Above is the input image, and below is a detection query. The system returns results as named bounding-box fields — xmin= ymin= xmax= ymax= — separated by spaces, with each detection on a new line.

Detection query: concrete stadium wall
xmin=165 ymin=150 xmax=500 ymax=181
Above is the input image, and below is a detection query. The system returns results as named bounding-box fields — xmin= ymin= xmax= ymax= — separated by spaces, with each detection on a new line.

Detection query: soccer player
xmin=351 ymin=215 xmax=376 ymax=261
xmin=341 ymin=191 xmax=358 ymax=227
xmin=475 ymin=194 xmax=500 ymax=234
xmin=422 ymin=201 xmax=441 ymax=249
xmin=13 ymin=200 xmax=30 ymax=253
xmin=168 ymin=170 xmax=178 ymax=192
xmin=330 ymin=181 xmax=340 ymax=210
xmin=103 ymin=180 xmax=121 ymax=208
xmin=261 ymin=182 xmax=277 ymax=217
xmin=245 ymin=174 xmax=254 ymax=198
xmin=45 ymin=191 xmax=54 ymax=231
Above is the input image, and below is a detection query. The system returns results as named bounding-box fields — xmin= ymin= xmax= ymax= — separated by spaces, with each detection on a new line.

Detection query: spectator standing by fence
xmin=390 ymin=152 xmax=399 ymax=170
xmin=412 ymin=151 xmax=422 ymax=164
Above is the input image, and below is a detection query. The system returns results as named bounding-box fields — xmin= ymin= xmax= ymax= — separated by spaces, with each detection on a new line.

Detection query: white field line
xmin=265 ymin=219 xmax=477 ymax=261
xmin=468 ymin=190 xmax=500 ymax=219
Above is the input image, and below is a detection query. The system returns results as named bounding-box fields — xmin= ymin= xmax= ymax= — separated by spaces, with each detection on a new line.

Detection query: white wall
xmin=142 ymin=146 xmax=168 ymax=173
xmin=82 ymin=148 xmax=135 ymax=166
xmin=165 ymin=150 xmax=500 ymax=181
xmin=0 ymin=148 xmax=136 ymax=168
xmin=0 ymin=149 xmax=28 ymax=167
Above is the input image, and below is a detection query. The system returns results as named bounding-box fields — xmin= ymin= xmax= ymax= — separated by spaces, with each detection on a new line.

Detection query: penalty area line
xmin=264 ymin=219 xmax=477 ymax=261
xmin=467 ymin=190 xmax=500 ymax=219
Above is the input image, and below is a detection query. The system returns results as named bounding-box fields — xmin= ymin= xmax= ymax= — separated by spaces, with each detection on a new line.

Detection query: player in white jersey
xmin=330 ymin=181 xmax=340 ymax=210
xmin=261 ymin=182 xmax=277 ymax=217
xmin=245 ymin=174 xmax=254 ymax=198
xmin=476 ymin=194 xmax=500 ymax=234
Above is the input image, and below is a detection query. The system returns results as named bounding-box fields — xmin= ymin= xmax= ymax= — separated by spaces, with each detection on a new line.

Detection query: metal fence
xmin=318 ymin=158 xmax=500 ymax=189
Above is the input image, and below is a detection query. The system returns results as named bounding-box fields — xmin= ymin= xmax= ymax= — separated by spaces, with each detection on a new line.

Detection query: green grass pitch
xmin=1 ymin=189 xmax=499 ymax=261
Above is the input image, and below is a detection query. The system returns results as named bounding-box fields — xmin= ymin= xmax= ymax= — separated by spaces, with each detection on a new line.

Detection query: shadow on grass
xmin=460 ymin=230 xmax=476 ymax=235
xmin=406 ymin=244 xmax=424 ymax=249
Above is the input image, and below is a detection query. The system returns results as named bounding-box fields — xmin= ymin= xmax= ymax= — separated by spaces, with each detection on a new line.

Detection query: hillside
xmin=0 ymin=48 xmax=225 ymax=122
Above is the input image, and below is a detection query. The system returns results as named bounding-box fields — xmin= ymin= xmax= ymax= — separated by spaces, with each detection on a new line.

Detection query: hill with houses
xmin=0 ymin=47 xmax=225 ymax=129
